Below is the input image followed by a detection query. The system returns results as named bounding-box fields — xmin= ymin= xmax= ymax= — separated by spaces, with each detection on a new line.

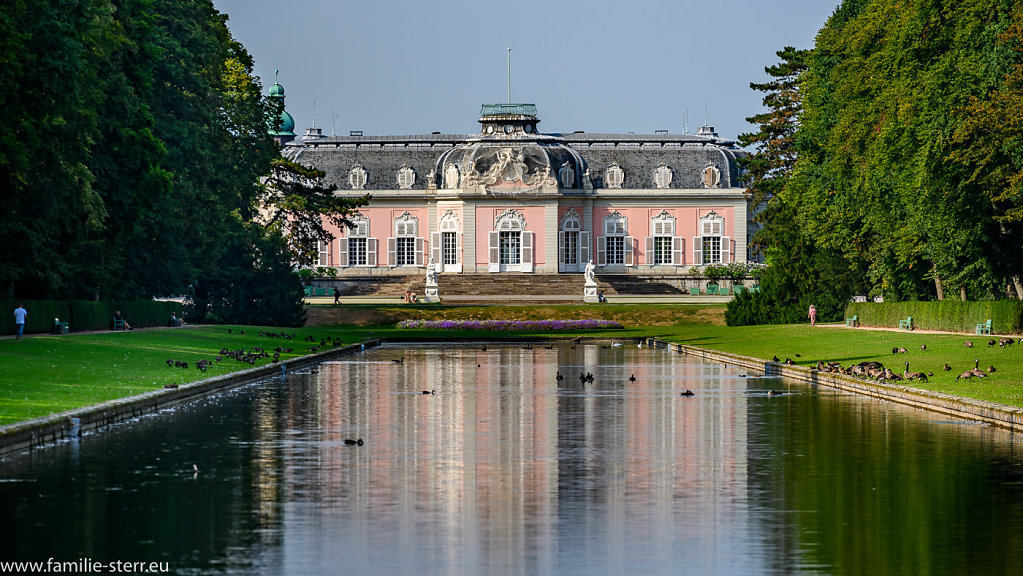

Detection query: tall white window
xmin=558 ymin=209 xmax=590 ymax=273
xmin=693 ymin=211 xmax=730 ymax=265
xmin=562 ymin=216 xmax=579 ymax=265
xmin=316 ymin=240 xmax=330 ymax=267
xmin=489 ymin=210 xmax=533 ymax=272
xmin=442 ymin=232 xmax=458 ymax=266
xmin=597 ymin=213 xmax=632 ymax=267
xmin=339 ymin=217 xmax=376 ymax=267
xmin=389 ymin=213 xmax=424 ymax=267
xmin=431 ymin=212 xmax=462 ymax=273
xmin=500 ymin=228 xmax=521 ymax=265
xmin=647 ymin=211 xmax=683 ymax=266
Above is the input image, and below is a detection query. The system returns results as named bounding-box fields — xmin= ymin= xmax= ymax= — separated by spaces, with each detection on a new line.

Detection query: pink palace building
xmin=272 ymin=87 xmax=753 ymax=290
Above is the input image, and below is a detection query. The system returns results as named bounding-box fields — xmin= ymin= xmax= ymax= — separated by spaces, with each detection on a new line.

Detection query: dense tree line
xmin=0 ymin=0 xmax=362 ymax=325
xmin=729 ymin=0 xmax=1023 ymax=325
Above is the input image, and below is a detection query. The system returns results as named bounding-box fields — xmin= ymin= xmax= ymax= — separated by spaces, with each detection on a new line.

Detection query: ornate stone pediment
xmin=559 ymin=162 xmax=576 ymax=188
xmin=396 ymin=163 xmax=416 ymax=189
xmin=654 ymin=163 xmax=672 ymax=189
xmin=466 ymin=146 xmax=557 ymax=196
xmin=606 ymin=163 xmax=624 ymax=189
xmin=702 ymin=163 xmax=721 ymax=188
xmin=348 ymin=164 xmax=367 ymax=190
xmin=444 ymin=164 xmax=459 ymax=189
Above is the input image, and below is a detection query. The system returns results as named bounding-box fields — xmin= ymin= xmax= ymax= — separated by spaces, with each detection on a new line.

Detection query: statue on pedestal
xmin=423 ymin=257 xmax=440 ymax=302
xmin=583 ymin=259 xmax=599 ymax=303
xmin=584 ymin=260 xmax=597 ymax=286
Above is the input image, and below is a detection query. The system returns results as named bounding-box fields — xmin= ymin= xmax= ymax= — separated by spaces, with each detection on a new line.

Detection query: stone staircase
xmin=316 ymin=273 xmax=694 ymax=298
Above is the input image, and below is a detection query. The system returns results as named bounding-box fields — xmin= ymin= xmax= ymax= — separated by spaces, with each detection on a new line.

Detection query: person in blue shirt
xmin=13 ymin=304 xmax=26 ymax=339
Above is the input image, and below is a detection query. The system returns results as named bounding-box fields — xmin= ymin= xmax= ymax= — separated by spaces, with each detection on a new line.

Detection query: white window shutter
xmin=721 ymin=236 xmax=731 ymax=263
xmin=693 ymin=236 xmax=702 ymax=266
xmin=645 ymin=236 xmax=653 ymax=264
xmin=431 ymin=232 xmax=443 ymax=272
xmin=558 ymin=231 xmax=565 ymax=265
xmin=597 ymin=236 xmax=606 ymax=266
xmin=672 ymin=236 xmax=683 ymax=266
xmin=521 ymin=232 xmax=534 ymax=272
xmin=457 ymin=233 xmax=463 ymax=268
xmin=338 ymin=238 xmax=349 ymax=267
xmin=367 ymin=238 xmax=378 ymax=266
xmin=625 ymin=236 xmax=634 ymax=266
xmin=580 ymin=231 xmax=590 ymax=268
xmin=489 ymin=231 xmax=500 ymax=272
xmin=415 ymin=237 xmax=425 ymax=266
xmin=387 ymin=237 xmax=396 ymax=267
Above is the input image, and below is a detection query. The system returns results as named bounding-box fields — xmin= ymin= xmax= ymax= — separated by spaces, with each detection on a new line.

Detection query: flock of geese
xmin=794 ymin=337 xmax=1016 ymax=384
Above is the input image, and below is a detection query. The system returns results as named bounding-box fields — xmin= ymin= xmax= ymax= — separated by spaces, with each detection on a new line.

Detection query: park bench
xmin=706 ymin=285 xmax=720 ymax=296
xmin=689 ymin=286 xmax=700 ymax=296
xmin=733 ymin=285 xmax=744 ymax=296
xmin=845 ymin=315 xmax=859 ymax=327
xmin=976 ymin=319 xmax=992 ymax=335
xmin=749 ymin=285 xmax=761 ymax=294
xmin=113 ymin=317 xmax=126 ymax=330
xmin=898 ymin=316 xmax=913 ymax=331
xmin=52 ymin=319 xmax=69 ymax=334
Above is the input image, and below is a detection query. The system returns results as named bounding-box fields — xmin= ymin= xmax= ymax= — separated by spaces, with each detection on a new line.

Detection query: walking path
xmin=815 ymin=322 xmax=1020 ymax=338
xmin=309 ymin=294 xmax=734 ymax=305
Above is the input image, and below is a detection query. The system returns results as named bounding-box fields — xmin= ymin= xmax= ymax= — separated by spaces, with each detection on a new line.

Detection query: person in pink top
xmin=808 ymin=304 xmax=817 ymax=327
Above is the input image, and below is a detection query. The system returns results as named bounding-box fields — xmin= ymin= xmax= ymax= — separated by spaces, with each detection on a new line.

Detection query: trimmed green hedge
xmin=1 ymin=299 xmax=183 ymax=335
xmin=845 ymin=301 xmax=1023 ymax=335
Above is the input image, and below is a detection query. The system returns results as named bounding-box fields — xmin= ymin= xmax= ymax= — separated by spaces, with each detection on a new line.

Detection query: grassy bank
xmin=1 ymin=304 xmax=1020 ymax=426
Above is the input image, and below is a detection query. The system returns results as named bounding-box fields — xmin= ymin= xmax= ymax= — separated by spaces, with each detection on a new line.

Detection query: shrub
xmin=703 ymin=264 xmax=726 ymax=285
xmin=846 ymin=301 xmax=1023 ymax=334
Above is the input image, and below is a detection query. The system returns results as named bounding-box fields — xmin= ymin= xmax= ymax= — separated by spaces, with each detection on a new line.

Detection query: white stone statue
xmin=422 ymin=257 xmax=440 ymax=302
xmin=584 ymin=259 xmax=596 ymax=286
xmin=426 ymin=257 xmax=438 ymax=286
xmin=583 ymin=259 xmax=599 ymax=302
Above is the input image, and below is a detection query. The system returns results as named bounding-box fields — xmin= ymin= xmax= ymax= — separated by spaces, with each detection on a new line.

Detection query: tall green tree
xmin=260 ymin=158 xmax=369 ymax=267
xmin=728 ymin=44 xmax=860 ymax=326
xmin=789 ymin=0 xmax=1020 ymax=301
xmin=0 ymin=0 xmax=109 ymax=297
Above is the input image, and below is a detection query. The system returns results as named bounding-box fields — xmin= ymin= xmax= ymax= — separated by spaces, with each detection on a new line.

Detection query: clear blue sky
xmin=212 ymin=0 xmax=839 ymax=141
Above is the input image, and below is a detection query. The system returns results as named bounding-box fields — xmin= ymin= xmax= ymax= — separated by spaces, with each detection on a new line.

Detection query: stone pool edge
xmin=0 ymin=340 xmax=382 ymax=458
xmin=645 ymin=338 xmax=1023 ymax=432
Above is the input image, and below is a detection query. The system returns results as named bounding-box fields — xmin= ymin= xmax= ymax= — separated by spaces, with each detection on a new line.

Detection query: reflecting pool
xmin=2 ymin=343 xmax=1023 ymax=575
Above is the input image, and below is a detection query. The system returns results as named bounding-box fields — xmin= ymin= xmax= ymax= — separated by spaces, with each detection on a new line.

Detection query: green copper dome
xmin=268 ymin=66 xmax=295 ymax=137
xmin=278 ymin=109 xmax=295 ymax=135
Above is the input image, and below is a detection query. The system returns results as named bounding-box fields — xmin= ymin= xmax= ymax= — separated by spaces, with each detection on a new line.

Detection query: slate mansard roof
xmin=281 ymin=106 xmax=746 ymax=193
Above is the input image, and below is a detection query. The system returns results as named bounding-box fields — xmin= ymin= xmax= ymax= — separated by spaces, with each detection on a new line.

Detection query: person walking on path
xmin=13 ymin=303 xmax=26 ymax=339
xmin=333 ymin=287 xmax=341 ymax=306
xmin=808 ymin=304 xmax=817 ymax=327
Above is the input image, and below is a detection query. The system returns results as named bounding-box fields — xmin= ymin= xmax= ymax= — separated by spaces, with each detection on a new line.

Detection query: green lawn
xmin=0 ymin=326 xmax=358 ymax=425
xmin=1 ymin=305 xmax=1020 ymax=426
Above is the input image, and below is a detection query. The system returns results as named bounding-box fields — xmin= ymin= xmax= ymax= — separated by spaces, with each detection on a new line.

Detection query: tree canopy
xmin=731 ymin=0 xmax=1023 ymax=326
xmin=0 ymin=0 xmax=361 ymax=325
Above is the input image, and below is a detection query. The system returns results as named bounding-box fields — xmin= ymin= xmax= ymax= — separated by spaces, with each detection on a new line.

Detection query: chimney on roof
xmin=697 ymin=125 xmax=718 ymax=138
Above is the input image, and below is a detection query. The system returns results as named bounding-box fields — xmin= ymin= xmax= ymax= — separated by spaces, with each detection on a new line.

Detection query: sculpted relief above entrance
xmin=463 ymin=146 xmax=557 ymax=194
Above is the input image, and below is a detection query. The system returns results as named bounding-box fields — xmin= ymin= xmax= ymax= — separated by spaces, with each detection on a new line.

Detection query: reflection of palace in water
xmin=250 ymin=344 xmax=751 ymax=570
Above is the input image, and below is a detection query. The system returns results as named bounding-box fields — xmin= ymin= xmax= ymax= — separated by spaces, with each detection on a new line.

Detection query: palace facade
xmin=276 ymin=98 xmax=751 ymax=279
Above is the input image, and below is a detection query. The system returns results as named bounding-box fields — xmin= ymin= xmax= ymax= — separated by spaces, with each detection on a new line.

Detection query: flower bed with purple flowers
xmin=397 ymin=319 xmax=624 ymax=331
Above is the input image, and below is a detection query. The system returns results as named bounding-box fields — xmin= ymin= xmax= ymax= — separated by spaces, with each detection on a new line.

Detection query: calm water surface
xmin=2 ymin=343 xmax=1023 ymax=575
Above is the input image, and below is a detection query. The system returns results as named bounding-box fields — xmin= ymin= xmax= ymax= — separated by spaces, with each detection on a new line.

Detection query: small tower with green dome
xmin=268 ymin=67 xmax=296 ymax=145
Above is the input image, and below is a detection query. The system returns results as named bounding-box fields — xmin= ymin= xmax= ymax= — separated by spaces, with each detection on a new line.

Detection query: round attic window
xmin=486 ymin=125 xmax=494 ymax=134
xmin=504 ymin=125 xmax=513 ymax=134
